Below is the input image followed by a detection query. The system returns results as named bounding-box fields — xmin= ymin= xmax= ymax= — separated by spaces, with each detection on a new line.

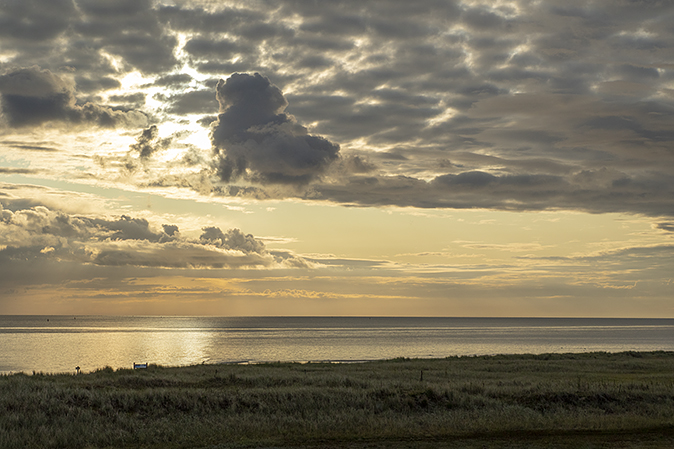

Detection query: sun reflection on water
xmin=1 ymin=316 xmax=674 ymax=374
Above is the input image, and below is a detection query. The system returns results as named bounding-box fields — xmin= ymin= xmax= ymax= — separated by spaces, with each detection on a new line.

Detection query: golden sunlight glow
xmin=425 ymin=105 xmax=457 ymax=128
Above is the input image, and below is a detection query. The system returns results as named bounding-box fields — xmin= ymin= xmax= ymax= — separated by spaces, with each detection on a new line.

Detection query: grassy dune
xmin=1 ymin=352 xmax=674 ymax=448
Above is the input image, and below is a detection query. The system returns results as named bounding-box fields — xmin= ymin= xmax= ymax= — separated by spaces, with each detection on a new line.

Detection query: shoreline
xmin=3 ymin=316 xmax=674 ymax=376
xmin=4 ymin=349 xmax=674 ymax=376
xmin=6 ymin=349 xmax=674 ymax=376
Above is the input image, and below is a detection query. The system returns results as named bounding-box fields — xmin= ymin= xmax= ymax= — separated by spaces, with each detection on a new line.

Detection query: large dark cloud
xmin=307 ymin=168 xmax=674 ymax=217
xmin=0 ymin=67 xmax=146 ymax=128
xmin=211 ymin=73 xmax=340 ymax=185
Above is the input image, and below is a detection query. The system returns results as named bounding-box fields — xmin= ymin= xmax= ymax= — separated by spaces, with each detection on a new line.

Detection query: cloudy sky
xmin=1 ymin=0 xmax=673 ymax=317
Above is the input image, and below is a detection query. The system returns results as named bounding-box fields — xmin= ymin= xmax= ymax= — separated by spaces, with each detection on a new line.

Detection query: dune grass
xmin=1 ymin=352 xmax=674 ymax=448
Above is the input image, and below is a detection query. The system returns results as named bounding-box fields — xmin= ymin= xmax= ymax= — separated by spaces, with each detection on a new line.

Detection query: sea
xmin=1 ymin=316 xmax=673 ymax=374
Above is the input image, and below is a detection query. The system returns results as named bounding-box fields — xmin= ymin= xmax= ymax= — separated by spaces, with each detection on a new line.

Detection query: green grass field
xmin=1 ymin=352 xmax=674 ymax=448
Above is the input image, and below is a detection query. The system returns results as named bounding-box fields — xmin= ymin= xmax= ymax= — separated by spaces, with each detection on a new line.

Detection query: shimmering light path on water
xmin=1 ymin=316 xmax=673 ymax=374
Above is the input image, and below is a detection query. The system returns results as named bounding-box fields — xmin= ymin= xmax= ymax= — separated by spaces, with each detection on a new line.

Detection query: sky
xmin=0 ymin=0 xmax=673 ymax=317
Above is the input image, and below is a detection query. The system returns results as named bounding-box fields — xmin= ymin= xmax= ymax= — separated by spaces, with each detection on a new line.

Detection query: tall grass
xmin=1 ymin=352 xmax=673 ymax=448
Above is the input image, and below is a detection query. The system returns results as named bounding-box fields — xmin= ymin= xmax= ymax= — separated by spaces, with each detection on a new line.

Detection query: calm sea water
xmin=1 ymin=316 xmax=673 ymax=374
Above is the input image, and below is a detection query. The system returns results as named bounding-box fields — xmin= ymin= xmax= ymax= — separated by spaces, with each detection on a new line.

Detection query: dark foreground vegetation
xmin=1 ymin=352 xmax=674 ymax=448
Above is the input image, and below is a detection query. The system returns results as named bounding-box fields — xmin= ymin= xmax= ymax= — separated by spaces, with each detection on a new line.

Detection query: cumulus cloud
xmin=199 ymin=227 xmax=266 ymax=254
xmin=0 ymin=67 xmax=146 ymax=128
xmin=211 ymin=73 xmax=340 ymax=185
xmin=0 ymin=203 xmax=306 ymax=269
